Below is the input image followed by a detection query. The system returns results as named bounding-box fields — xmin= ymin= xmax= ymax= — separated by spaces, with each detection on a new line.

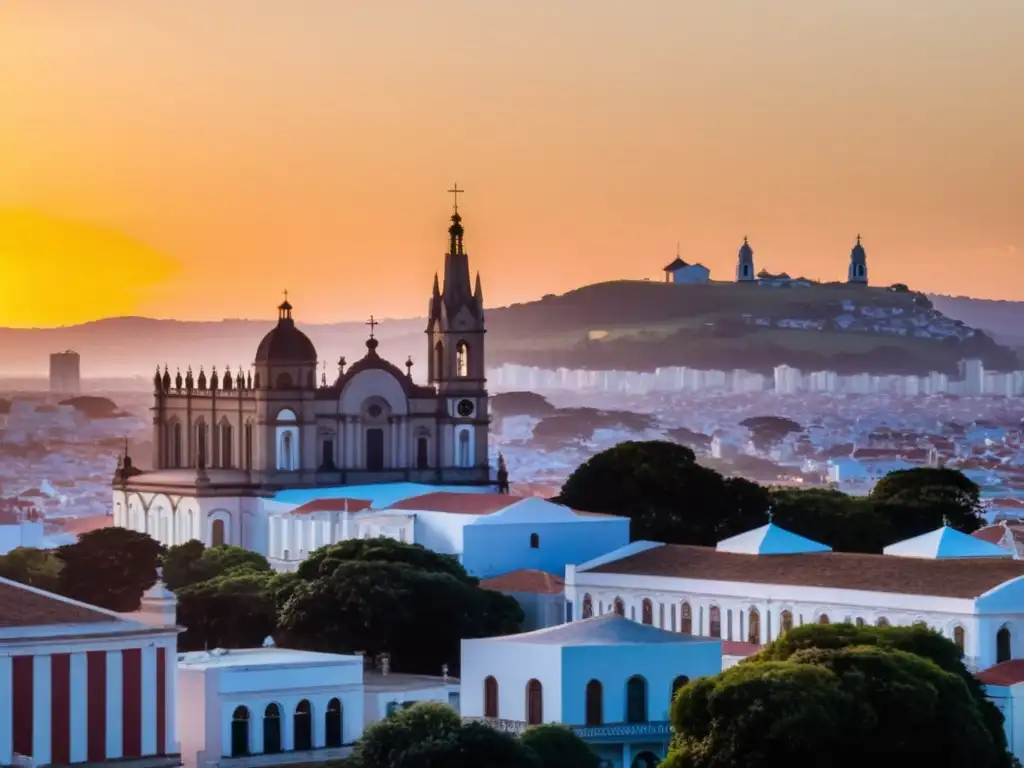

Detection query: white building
xmin=479 ymin=570 xmax=567 ymax=630
xmin=662 ymin=255 xmax=710 ymax=285
xmin=564 ymin=522 xmax=1024 ymax=673
xmin=363 ymin=667 xmax=461 ymax=726
xmin=177 ymin=647 xmax=364 ymax=768
xmin=461 ymin=614 xmax=721 ymax=768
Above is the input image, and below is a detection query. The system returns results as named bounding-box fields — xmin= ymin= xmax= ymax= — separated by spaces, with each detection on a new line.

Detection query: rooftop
xmin=177 ymin=647 xmax=363 ymax=670
xmin=364 ymin=670 xmax=459 ymax=692
xmin=0 ymin=577 xmax=123 ymax=629
xmin=480 ymin=569 xmax=565 ymax=595
xmin=883 ymin=526 xmax=1012 ymax=560
xmin=716 ymin=522 xmax=832 ymax=555
xmin=389 ymin=491 xmax=526 ymax=515
xmin=977 ymin=660 xmax=1024 ymax=687
xmin=582 ymin=542 xmax=1024 ymax=598
xmin=486 ymin=613 xmax=718 ymax=647
xmin=273 ymin=482 xmax=497 ymax=508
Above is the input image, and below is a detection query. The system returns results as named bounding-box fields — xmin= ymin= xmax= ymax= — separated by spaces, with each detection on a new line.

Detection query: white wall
xmin=461 ymin=640 xmax=563 ymax=723
xmin=363 ymin=683 xmax=460 ymax=727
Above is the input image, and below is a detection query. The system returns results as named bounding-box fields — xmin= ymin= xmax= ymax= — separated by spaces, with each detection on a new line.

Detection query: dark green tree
xmin=0 ymin=547 xmax=63 ymax=593
xmin=869 ymin=467 xmax=984 ymax=539
xmin=351 ymin=701 xmax=540 ymax=768
xmin=769 ymin=487 xmax=889 ymax=553
xmin=56 ymin=527 xmax=164 ymax=611
xmin=279 ymin=542 xmax=522 ymax=674
xmin=163 ymin=541 xmax=271 ymax=591
xmin=161 ymin=539 xmax=208 ymax=590
xmin=175 ymin=571 xmax=279 ymax=651
xmin=520 ymin=724 xmax=600 ymax=768
xmin=557 ymin=440 xmax=770 ymax=545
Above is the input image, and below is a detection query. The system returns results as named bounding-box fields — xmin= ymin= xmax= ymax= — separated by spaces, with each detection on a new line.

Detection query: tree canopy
xmin=0 ymin=547 xmax=63 ymax=593
xmin=163 ymin=540 xmax=271 ymax=591
xmin=55 ymin=527 xmax=164 ymax=612
xmin=519 ymin=724 xmax=600 ymax=768
xmin=665 ymin=624 xmax=1013 ymax=768
xmin=278 ymin=540 xmax=523 ymax=674
xmin=558 ymin=441 xmax=984 ymax=553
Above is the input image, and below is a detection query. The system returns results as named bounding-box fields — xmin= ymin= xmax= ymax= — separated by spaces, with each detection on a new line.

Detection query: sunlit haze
xmin=2 ymin=0 xmax=1022 ymax=327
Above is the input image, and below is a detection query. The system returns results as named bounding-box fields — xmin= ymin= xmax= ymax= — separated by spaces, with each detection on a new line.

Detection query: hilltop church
xmin=113 ymin=191 xmax=500 ymax=552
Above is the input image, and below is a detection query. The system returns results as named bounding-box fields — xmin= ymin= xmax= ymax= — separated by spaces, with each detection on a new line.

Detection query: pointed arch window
xmin=526 ymin=679 xmax=543 ymax=725
xmin=585 ymin=679 xmax=603 ymax=726
xmin=172 ymin=422 xmax=183 ymax=468
xmin=220 ymin=420 xmax=233 ymax=468
xmin=484 ymin=676 xmax=499 ymax=718
xmin=680 ymin=602 xmax=692 ymax=635
xmin=456 ymin=341 xmax=469 ymax=377
xmin=642 ymin=599 xmax=653 ymax=626
xmin=196 ymin=421 xmax=208 ymax=467
xmin=953 ymin=626 xmax=966 ymax=653
xmin=434 ymin=341 xmax=445 ymax=380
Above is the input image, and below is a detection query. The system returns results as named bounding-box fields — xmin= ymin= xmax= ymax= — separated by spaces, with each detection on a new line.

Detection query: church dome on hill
xmin=254 ymin=298 xmax=318 ymax=364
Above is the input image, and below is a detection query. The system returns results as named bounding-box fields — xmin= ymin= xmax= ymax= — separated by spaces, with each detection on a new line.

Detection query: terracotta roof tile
xmin=0 ymin=579 xmax=115 ymax=628
xmin=977 ymin=660 xmax=1024 ymax=686
xmin=290 ymin=498 xmax=373 ymax=515
xmin=56 ymin=515 xmax=113 ymax=535
xmin=480 ymin=569 xmax=565 ymax=595
xmin=585 ymin=543 xmax=1024 ymax=598
xmin=389 ymin=492 xmax=525 ymax=515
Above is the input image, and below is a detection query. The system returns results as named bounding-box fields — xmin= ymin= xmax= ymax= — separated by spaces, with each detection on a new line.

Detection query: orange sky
xmin=1 ymin=1 xmax=1022 ymax=328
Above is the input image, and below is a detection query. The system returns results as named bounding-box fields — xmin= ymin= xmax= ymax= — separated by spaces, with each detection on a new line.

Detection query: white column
xmin=251 ymin=708 xmax=264 ymax=755
xmin=141 ymin=646 xmax=157 ymax=755
xmin=106 ymin=650 xmax=124 ymax=759
xmin=400 ymin=418 xmax=409 ymax=468
xmin=32 ymin=654 xmax=52 ymax=765
xmin=70 ymin=652 xmax=89 ymax=763
xmin=0 ymin=655 xmax=12 ymax=765
xmin=165 ymin=644 xmax=178 ymax=755
xmin=389 ymin=419 xmax=398 ymax=468
xmin=313 ymin=697 xmax=326 ymax=748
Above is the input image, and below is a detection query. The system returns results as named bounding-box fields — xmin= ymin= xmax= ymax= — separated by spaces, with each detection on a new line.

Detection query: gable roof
xmin=389 ymin=491 xmax=526 ymax=515
xmin=0 ymin=577 xmax=126 ymax=629
xmin=977 ymin=660 xmax=1024 ymax=687
xmin=716 ymin=523 xmax=831 ymax=555
xmin=582 ymin=542 xmax=1024 ymax=598
xmin=487 ymin=613 xmax=716 ymax=647
xmin=884 ymin=527 xmax=1012 ymax=560
xmin=663 ymin=257 xmax=690 ymax=271
xmin=290 ymin=498 xmax=374 ymax=515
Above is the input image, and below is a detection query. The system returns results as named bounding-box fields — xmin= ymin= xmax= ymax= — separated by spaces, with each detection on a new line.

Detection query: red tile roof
xmin=480 ymin=569 xmax=565 ymax=595
xmin=290 ymin=498 xmax=373 ymax=515
xmin=585 ymin=543 xmax=1024 ymax=598
xmin=389 ymin=492 xmax=525 ymax=516
xmin=977 ymin=660 xmax=1024 ymax=686
xmin=722 ymin=640 xmax=762 ymax=657
xmin=0 ymin=578 xmax=115 ymax=628
xmin=55 ymin=515 xmax=113 ymax=535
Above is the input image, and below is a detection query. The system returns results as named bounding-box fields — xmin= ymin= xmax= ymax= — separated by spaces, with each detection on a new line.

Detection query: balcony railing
xmin=465 ymin=717 xmax=672 ymax=742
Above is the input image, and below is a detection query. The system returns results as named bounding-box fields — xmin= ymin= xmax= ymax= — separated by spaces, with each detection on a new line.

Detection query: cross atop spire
xmin=856 ymin=234 xmax=861 ymax=245
xmin=278 ymin=289 xmax=292 ymax=320
xmin=366 ymin=315 xmax=379 ymax=339
xmin=447 ymin=183 xmax=464 ymax=214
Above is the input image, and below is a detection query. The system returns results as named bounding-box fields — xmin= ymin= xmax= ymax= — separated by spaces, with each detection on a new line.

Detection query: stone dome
xmin=255 ymin=300 xmax=318 ymax=364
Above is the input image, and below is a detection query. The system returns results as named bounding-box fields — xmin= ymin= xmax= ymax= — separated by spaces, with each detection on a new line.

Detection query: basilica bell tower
xmin=426 ymin=185 xmax=490 ymax=476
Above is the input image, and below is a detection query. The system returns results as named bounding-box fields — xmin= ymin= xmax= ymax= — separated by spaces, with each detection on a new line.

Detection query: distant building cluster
xmin=48 ymin=350 xmax=81 ymax=395
xmin=662 ymin=235 xmax=869 ymax=287
xmin=489 ymin=359 xmax=1024 ymax=398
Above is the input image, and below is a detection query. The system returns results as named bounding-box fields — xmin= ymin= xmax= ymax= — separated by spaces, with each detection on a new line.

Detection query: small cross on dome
xmin=366 ymin=315 xmax=379 ymax=339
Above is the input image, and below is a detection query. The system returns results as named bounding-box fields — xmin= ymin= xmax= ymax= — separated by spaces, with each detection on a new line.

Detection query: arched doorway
xmin=626 ymin=675 xmax=647 ymax=723
xmin=263 ymin=703 xmax=282 ymax=754
xmin=484 ymin=676 xmax=499 ymax=718
xmin=325 ymin=698 xmax=343 ymax=748
xmin=230 ymin=706 xmax=249 ymax=757
xmin=365 ymin=428 xmax=385 ymax=471
xmin=526 ymin=679 xmax=543 ymax=725
xmin=294 ymin=699 xmax=312 ymax=751
xmin=211 ymin=519 xmax=226 ymax=547
xmin=585 ymin=679 xmax=603 ymax=726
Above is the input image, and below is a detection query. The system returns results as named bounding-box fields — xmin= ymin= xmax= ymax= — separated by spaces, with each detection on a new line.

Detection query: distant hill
xmin=0 ymin=283 xmax=1018 ymax=378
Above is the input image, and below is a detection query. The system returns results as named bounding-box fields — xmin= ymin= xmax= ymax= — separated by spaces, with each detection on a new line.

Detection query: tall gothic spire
xmin=441 ymin=183 xmax=476 ymax=318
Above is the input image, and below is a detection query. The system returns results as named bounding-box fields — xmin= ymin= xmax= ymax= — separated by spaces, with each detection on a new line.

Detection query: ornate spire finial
xmin=321 ymin=360 xmax=327 ymax=387
xmin=744 ymin=236 xmax=748 ymax=245
xmin=405 ymin=355 xmax=414 ymax=379
xmin=856 ymin=234 xmax=861 ymax=245
xmin=366 ymin=315 xmax=379 ymax=339
xmin=338 ymin=356 xmax=347 ymax=376
xmin=447 ymin=183 xmax=464 ymax=214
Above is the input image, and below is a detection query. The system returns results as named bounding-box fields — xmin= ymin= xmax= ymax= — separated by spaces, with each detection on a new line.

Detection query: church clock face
xmin=457 ymin=399 xmax=475 ymax=418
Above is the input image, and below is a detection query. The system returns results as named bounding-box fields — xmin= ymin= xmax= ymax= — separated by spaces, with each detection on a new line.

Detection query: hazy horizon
xmin=3 ymin=1 xmax=1022 ymax=328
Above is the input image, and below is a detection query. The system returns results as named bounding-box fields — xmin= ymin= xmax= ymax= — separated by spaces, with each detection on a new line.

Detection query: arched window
xmin=585 ymin=679 xmax=603 ymax=726
xmin=263 ymin=703 xmax=282 ymax=754
xmin=953 ymin=626 xmax=966 ymax=653
xmin=626 ymin=676 xmax=648 ymax=723
xmin=220 ymin=421 xmax=233 ymax=468
xmin=294 ymin=699 xmax=312 ymax=751
xmin=614 ymin=598 xmax=625 ymax=617
xmin=458 ymin=429 xmax=471 ymax=467
xmin=526 ymin=679 xmax=543 ymax=725
xmin=876 ymin=617 xmax=890 ymax=628
xmin=230 ymin=706 xmax=249 ymax=757
xmin=434 ymin=341 xmax=444 ymax=380
xmin=196 ymin=421 xmax=208 ymax=467
xmin=671 ymin=675 xmax=690 ymax=700
xmin=416 ymin=435 xmax=429 ymax=469
xmin=998 ymin=626 xmax=1012 ymax=663
xmin=780 ymin=610 xmax=794 ymax=634
xmin=855 ymin=617 xmax=866 ymax=627
xmin=680 ymin=602 xmax=692 ymax=635
xmin=819 ymin=614 xmax=830 ymax=625
xmin=172 ymin=422 xmax=183 ymax=468
xmin=748 ymin=608 xmax=760 ymax=644
xmin=211 ymin=519 xmax=226 ymax=547
xmin=709 ymin=606 xmax=721 ymax=638
xmin=456 ymin=341 xmax=469 ymax=377
xmin=582 ymin=594 xmax=593 ymax=619
xmin=530 ymin=532 xmax=540 ymax=549
xmin=280 ymin=432 xmax=294 ymax=471
xmin=642 ymin=599 xmax=653 ymax=626
xmin=484 ymin=676 xmax=499 ymax=718
xmin=276 ymin=372 xmax=293 ymax=389
xmin=325 ymin=698 xmax=343 ymax=748
xmin=244 ymin=422 xmax=253 ymax=469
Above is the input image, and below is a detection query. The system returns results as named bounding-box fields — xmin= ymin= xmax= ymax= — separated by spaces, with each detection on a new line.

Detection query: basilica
xmin=113 ymin=196 xmax=497 ymax=549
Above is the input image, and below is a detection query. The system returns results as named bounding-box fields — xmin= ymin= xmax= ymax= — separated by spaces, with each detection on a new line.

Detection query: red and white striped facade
xmin=0 ymin=578 xmax=180 ymax=767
